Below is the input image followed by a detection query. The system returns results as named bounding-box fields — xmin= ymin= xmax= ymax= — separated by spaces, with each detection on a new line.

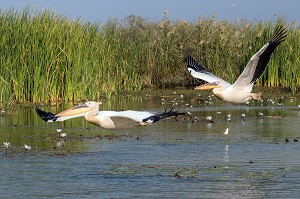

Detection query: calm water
xmin=1 ymin=94 xmax=300 ymax=198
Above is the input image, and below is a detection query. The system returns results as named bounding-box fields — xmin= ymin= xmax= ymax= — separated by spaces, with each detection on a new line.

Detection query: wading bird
xmin=185 ymin=25 xmax=287 ymax=104
xmin=35 ymin=101 xmax=184 ymax=130
xmin=224 ymin=127 xmax=229 ymax=142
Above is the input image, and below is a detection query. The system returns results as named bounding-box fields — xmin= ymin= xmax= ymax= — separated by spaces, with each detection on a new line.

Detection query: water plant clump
xmin=0 ymin=8 xmax=299 ymax=106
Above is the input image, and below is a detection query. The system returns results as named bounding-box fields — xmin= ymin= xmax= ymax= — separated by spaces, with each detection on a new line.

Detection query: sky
xmin=0 ymin=0 xmax=299 ymax=24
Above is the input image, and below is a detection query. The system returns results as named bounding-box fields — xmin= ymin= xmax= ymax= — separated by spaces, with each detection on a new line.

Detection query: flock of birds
xmin=35 ymin=25 xmax=289 ymax=135
xmin=0 ymin=25 xmax=294 ymax=158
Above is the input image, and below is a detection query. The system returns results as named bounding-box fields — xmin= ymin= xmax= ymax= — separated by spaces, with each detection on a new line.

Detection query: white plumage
xmin=35 ymin=101 xmax=184 ymax=130
xmin=186 ymin=25 xmax=287 ymax=104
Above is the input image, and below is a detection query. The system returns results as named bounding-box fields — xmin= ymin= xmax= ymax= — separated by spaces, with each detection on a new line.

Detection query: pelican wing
xmin=142 ymin=107 xmax=185 ymax=123
xmin=34 ymin=105 xmax=85 ymax=122
xmin=99 ymin=110 xmax=153 ymax=122
xmin=94 ymin=110 xmax=154 ymax=129
xmin=232 ymin=25 xmax=287 ymax=91
xmin=34 ymin=105 xmax=57 ymax=122
xmin=100 ymin=108 xmax=185 ymax=125
xmin=95 ymin=108 xmax=185 ymax=129
xmin=185 ymin=55 xmax=231 ymax=88
xmin=110 ymin=117 xmax=139 ymax=129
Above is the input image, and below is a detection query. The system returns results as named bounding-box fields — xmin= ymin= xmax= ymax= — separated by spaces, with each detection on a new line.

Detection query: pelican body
xmin=35 ymin=101 xmax=184 ymax=130
xmin=186 ymin=25 xmax=287 ymax=104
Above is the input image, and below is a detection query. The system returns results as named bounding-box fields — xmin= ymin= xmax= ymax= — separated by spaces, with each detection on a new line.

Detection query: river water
xmin=0 ymin=94 xmax=300 ymax=198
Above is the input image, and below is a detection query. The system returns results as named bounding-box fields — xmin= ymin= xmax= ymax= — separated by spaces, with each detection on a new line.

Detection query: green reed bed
xmin=0 ymin=8 xmax=299 ymax=106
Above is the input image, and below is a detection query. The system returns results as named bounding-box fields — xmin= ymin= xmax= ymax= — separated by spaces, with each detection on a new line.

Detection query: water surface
xmin=1 ymin=94 xmax=300 ymax=198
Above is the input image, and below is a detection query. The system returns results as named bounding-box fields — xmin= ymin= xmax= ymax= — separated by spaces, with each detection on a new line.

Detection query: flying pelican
xmin=35 ymin=101 xmax=184 ymax=130
xmin=185 ymin=25 xmax=287 ymax=104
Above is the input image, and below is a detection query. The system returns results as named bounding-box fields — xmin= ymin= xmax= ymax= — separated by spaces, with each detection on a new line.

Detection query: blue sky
xmin=0 ymin=0 xmax=299 ymax=23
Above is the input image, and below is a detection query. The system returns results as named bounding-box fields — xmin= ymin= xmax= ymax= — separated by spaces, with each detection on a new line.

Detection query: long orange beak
xmin=56 ymin=104 xmax=94 ymax=117
xmin=195 ymin=82 xmax=222 ymax=90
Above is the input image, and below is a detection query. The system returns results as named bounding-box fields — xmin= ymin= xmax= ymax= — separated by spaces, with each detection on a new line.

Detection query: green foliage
xmin=0 ymin=8 xmax=299 ymax=106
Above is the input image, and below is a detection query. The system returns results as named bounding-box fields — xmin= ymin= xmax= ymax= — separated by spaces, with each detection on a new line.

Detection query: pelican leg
xmin=138 ymin=121 xmax=151 ymax=126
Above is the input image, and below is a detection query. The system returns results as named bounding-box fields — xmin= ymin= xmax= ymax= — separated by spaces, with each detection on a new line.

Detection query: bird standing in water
xmin=224 ymin=128 xmax=229 ymax=142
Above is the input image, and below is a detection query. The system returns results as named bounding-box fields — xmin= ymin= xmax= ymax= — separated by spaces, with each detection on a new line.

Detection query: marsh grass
xmin=0 ymin=8 xmax=299 ymax=106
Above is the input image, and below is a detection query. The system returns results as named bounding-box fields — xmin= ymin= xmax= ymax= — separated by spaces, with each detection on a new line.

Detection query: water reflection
xmin=223 ymin=144 xmax=230 ymax=164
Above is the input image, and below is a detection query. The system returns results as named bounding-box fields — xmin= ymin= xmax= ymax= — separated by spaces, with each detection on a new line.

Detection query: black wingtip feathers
xmin=142 ymin=108 xmax=185 ymax=123
xmin=34 ymin=105 xmax=58 ymax=122
xmin=270 ymin=25 xmax=287 ymax=44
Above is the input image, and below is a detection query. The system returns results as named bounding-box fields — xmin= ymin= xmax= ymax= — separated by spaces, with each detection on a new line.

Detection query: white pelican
xmin=185 ymin=25 xmax=287 ymax=104
xmin=35 ymin=101 xmax=184 ymax=130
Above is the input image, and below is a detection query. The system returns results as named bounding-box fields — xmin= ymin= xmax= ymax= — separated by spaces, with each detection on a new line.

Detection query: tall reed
xmin=0 ymin=8 xmax=299 ymax=106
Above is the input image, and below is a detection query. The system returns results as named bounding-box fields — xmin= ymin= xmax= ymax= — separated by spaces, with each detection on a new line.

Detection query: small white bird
xmin=226 ymin=114 xmax=232 ymax=122
xmin=60 ymin=133 xmax=67 ymax=138
xmin=206 ymin=116 xmax=213 ymax=123
xmin=23 ymin=144 xmax=32 ymax=156
xmin=224 ymin=128 xmax=229 ymax=142
xmin=224 ymin=128 xmax=229 ymax=135
xmin=3 ymin=142 xmax=10 ymax=157
xmin=23 ymin=144 xmax=31 ymax=150
xmin=241 ymin=113 xmax=246 ymax=121
xmin=22 ymin=144 xmax=31 ymax=156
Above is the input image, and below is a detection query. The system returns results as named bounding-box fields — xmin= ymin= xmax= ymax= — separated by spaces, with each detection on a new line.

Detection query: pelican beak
xmin=195 ymin=82 xmax=222 ymax=90
xmin=56 ymin=104 xmax=94 ymax=117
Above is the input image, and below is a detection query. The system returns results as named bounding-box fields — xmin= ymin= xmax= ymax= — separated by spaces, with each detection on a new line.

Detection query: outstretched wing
xmin=232 ymin=25 xmax=287 ymax=91
xmin=142 ymin=107 xmax=185 ymax=123
xmin=34 ymin=105 xmax=58 ymax=122
xmin=34 ymin=105 xmax=85 ymax=122
xmin=185 ymin=55 xmax=232 ymax=88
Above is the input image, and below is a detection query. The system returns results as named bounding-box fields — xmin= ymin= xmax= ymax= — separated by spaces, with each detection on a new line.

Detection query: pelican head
xmin=195 ymin=81 xmax=223 ymax=90
xmin=56 ymin=101 xmax=102 ymax=117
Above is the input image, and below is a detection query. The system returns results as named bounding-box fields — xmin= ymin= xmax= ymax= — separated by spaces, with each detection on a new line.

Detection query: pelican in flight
xmin=35 ymin=101 xmax=184 ymax=130
xmin=185 ymin=25 xmax=287 ymax=104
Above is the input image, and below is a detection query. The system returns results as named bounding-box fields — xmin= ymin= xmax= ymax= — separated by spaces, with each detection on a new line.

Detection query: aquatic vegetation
xmin=3 ymin=142 xmax=10 ymax=148
xmin=0 ymin=8 xmax=299 ymax=106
